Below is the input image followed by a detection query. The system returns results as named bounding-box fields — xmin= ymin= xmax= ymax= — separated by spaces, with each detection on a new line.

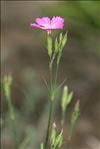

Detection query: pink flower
xmin=30 ymin=16 xmax=64 ymax=34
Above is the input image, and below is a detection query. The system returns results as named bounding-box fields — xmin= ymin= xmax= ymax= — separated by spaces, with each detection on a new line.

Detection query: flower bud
xmin=50 ymin=122 xmax=56 ymax=147
xmin=61 ymin=85 xmax=73 ymax=113
xmin=40 ymin=143 xmax=44 ymax=149
xmin=3 ymin=74 xmax=12 ymax=99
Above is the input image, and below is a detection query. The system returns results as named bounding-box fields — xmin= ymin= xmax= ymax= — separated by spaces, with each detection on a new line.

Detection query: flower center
xmin=46 ymin=24 xmax=51 ymax=28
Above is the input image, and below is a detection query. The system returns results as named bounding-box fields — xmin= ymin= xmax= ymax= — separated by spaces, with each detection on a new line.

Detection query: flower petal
xmin=30 ymin=23 xmax=50 ymax=30
xmin=36 ymin=17 xmax=50 ymax=27
xmin=30 ymin=23 xmax=44 ymax=29
xmin=51 ymin=16 xmax=64 ymax=29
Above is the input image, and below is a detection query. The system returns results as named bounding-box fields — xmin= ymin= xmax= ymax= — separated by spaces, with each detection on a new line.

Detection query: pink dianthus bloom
xmin=30 ymin=16 xmax=64 ymax=34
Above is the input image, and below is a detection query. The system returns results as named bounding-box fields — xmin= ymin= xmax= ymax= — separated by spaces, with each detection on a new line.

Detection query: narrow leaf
xmin=54 ymin=129 xmax=63 ymax=148
xmin=61 ymin=32 xmax=68 ymax=50
xmin=55 ymin=37 xmax=59 ymax=53
xmin=47 ymin=36 xmax=52 ymax=58
xmin=68 ymin=100 xmax=80 ymax=141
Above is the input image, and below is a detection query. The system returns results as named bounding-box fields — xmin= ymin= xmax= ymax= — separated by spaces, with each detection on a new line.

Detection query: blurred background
xmin=1 ymin=1 xmax=100 ymax=149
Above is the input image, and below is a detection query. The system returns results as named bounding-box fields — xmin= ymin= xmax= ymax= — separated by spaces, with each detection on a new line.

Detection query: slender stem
xmin=45 ymin=34 xmax=61 ymax=148
xmin=61 ymin=111 xmax=65 ymax=127
xmin=54 ymin=63 xmax=59 ymax=90
xmin=66 ymin=141 xmax=70 ymax=149
xmin=11 ymin=116 xmax=19 ymax=149
xmin=50 ymin=62 xmax=53 ymax=92
xmin=7 ymin=96 xmax=19 ymax=149
xmin=44 ymin=99 xmax=53 ymax=148
xmin=44 ymin=60 xmax=54 ymax=149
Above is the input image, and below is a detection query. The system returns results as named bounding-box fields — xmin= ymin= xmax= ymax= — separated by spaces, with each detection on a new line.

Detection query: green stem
xmin=61 ymin=111 xmax=65 ymax=127
xmin=45 ymin=61 xmax=60 ymax=149
xmin=54 ymin=63 xmax=59 ymax=90
xmin=55 ymin=51 xmax=62 ymax=90
xmin=44 ymin=60 xmax=53 ymax=149
xmin=45 ymin=36 xmax=61 ymax=149
xmin=44 ymin=99 xmax=53 ymax=149
xmin=7 ymin=96 xmax=19 ymax=149
xmin=12 ymin=117 xmax=19 ymax=149
xmin=50 ymin=61 xmax=53 ymax=92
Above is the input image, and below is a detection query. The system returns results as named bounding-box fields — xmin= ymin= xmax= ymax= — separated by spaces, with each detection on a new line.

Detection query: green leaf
xmin=61 ymin=32 xmax=68 ymax=49
xmin=59 ymin=33 xmax=63 ymax=44
xmin=58 ymin=136 xmax=63 ymax=148
xmin=55 ymin=37 xmax=59 ymax=53
xmin=71 ymin=100 xmax=80 ymax=123
xmin=47 ymin=36 xmax=52 ymax=58
xmin=57 ymin=52 xmax=62 ymax=65
xmin=67 ymin=91 xmax=73 ymax=105
xmin=68 ymin=100 xmax=80 ymax=141
xmin=54 ymin=130 xmax=63 ymax=148
xmin=58 ymin=33 xmax=63 ymax=52
xmin=19 ymin=134 xmax=32 ymax=149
